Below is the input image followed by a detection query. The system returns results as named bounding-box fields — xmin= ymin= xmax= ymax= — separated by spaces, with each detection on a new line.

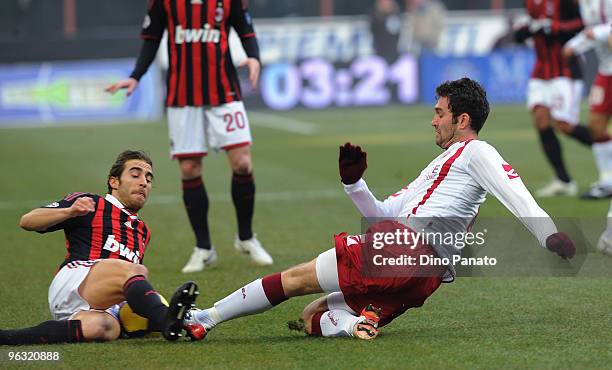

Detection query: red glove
xmin=339 ymin=142 xmax=367 ymax=185
xmin=546 ymin=232 xmax=576 ymax=259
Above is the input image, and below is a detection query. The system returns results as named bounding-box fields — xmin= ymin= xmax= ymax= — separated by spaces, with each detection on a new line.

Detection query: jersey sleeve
xmin=466 ymin=143 xmax=557 ymax=247
xmin=141 ymin=0 xmax=167 ymax=40
xmin=592 ymin=23 xmax=612 ymax=43
xmin=565 ymin=31 xmax=595 ymax=54
xmin=38 ymin=193 xmax=97 ymax=233
xmin=229 ymin=0 xmax=260 ymax=60
xmin=343 ymin=179 xmax=407 ymax=218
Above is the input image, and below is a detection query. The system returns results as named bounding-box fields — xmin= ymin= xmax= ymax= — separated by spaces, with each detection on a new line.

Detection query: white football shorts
xmin=527 ymin=77 xmax=583 ymax=125
xmin=167 ymin=101 xmax=253 ymax=159
xmin=48 ymin=260 xmax=119 ymax=321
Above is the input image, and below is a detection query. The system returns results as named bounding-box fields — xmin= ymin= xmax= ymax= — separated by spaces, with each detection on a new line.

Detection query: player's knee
xmin=589 ymin=116 xmax=609 ymax=140
xmin=129 ymin=264 xmax=148 ymax=278
xmin=80 ymin=315 xmax=121 ymax=342
xmin=179 ymin=158 xmax=202 ymax=178
xmin=301 ymin=310 xmax=314 ymax=334
xmin=231 ymin=157 xmax=252 ymax=175
xmin=555 ymin=121 xmax=573 ymax=134
xmin=532 ymin=108 xmax=550 ymax=130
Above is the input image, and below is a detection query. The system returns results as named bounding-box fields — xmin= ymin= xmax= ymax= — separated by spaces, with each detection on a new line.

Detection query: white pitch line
xmin=249 ymin=111 xmax=320 ymax=135
xmin=0 ymin=189 xmax=347 ymax=210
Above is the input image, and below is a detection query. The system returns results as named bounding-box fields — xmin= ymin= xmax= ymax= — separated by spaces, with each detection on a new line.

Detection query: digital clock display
xmin=258 ymin=54 xmax=419 ymax=110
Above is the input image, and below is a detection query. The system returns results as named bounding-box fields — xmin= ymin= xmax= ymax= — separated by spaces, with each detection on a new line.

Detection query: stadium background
xmin=1 ymin=1 xmax=611 ymax=369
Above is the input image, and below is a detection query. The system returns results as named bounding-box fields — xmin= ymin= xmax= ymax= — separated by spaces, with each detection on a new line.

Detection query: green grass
xmin=0 ymin=104 xmax=611 ymax=369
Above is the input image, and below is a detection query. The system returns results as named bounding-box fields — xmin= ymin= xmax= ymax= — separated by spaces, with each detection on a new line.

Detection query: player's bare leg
xmin=226 ymin=145 xmax=273 ymax=265
xmin=532 ymin=106 xmax=577 ymax=197
xmin=180 ymin=156 xmax=218 ymax=273
xmin=72 ymin=310 xmax=121 ymax=341
xmin=185 ymin=259 xmax=321 ymax=335
xmin=81 ymin=259 xmax=198 ymax=341
xmin=583 ymin=113 xmax=612 ymax=199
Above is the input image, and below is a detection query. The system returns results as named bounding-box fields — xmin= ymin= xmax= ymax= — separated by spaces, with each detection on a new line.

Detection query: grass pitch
xmin=0 ymin=104 xmax=611 ymax=369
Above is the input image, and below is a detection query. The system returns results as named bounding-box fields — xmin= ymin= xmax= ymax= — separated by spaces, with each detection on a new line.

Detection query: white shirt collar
xmin=105 ymin=194 xmax=138 ymax=219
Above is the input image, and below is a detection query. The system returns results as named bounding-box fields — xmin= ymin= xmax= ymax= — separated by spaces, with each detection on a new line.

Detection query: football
xmin=119 ymin=294 xmax=169 ymax=338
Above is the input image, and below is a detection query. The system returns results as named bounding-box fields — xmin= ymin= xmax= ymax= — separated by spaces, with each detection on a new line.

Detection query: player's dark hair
xmin=435 ymin=78 xmax=490 ymax=133
xmin=107 ymin=150 xmax=153 ymax=193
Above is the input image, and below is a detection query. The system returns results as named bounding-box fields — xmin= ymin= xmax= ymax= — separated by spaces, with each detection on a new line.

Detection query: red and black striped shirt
xmin=143 ymin=0 xmax=258 ymax=107
xmin=41 ymin=193 xmax=151 ymax=269
xmin=524 ymin=0 xmax=584 ymax=79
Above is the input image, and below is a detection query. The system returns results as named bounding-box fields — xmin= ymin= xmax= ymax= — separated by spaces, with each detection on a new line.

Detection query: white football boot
xmin=181 ymin=246 xmax=218 ymax=273
xmin=234 ymin=234 xmax=273 ymax=266
xmin=535 ymin=178 xmax=577 ymax=197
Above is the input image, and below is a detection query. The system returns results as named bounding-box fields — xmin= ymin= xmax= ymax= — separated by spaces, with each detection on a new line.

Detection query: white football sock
xmin=592 ymin=141 xmax=612 ymax=187
xmin=319 ymin=310 xmax=362 ymax=337
xmin=194 ymin=278 xmax=272 ymax=327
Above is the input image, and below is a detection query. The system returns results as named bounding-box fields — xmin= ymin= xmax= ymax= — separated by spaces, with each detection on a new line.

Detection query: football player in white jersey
xmin=181 ymin=78 xmax=576 ymax=342
xmin=564 ymin=0 xmax=612 ymax=199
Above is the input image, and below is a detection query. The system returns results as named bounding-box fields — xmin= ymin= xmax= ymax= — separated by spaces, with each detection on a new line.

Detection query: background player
xmin=563 ymin=0 xmax=612 ymax=199
xmin=514 ymin=0 xmax=590 ymax=197
xmin=0 ymin=150 xmax=198 ymax=345
xmin=182 ymin=78 xmax=576 ymax=341
xmin=105 ymin=0 xmax=273 ymax=273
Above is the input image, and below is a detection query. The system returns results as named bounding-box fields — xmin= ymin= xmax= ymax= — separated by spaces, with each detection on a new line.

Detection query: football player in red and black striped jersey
xmin=106 ymin=0 xmax=273 ymax=273
xmin=514 ymin=0 xmax=592 ymax=197
xmin=0 ymin=151 xmax=200 ymax=344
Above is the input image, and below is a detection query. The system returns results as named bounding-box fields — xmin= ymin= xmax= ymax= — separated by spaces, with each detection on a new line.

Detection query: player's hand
xmin=105 ymin=78 xmax=139 ymax=97
xmin=339 ymin=142 xmax=367 ymax=185
xmin=584 ymin=27 xmax=595 ymax=40
xmin=69 ymin=197 xmax=96 ymax=217
xmin=546 ymin=232 xmax=576 ymax=259
xmin=239 ymin=58 xmax=261 ymax=89
xmin=529 ymin=18 xmax=552 ymax=34
xmin=562 ymin=45 xmax=574 ymax=59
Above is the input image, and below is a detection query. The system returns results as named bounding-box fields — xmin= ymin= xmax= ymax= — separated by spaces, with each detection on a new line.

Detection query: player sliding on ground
xmin=183 ymin=78 xmax=576 ymax=341
xmin=0 ymin=150 xmax=199 ymax=345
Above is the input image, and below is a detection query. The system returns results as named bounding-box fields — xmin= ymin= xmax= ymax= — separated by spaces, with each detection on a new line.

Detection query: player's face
xmin=111 ymin=159 xmax=153 ymax=212
xmin=432 ymin=96 xmax=458 ymax=149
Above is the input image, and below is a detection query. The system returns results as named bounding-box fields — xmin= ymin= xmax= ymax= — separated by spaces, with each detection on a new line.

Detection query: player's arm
xmin=20 ymin=196 xmax=95 ymax=232
xmin=586 ymin=22 xmax=612 ymax=42
xmin=563 ymin=31 xmax=595 ymax=58
xmin=339 ymin=143 xmax=405 ymax=218
xmin=467 ymin=143 xmax=575 ymax=258
xmin=105 ymin=0 xmax=166 ymax=96
xmin=230 ymin=0 xmax=261 ymax=88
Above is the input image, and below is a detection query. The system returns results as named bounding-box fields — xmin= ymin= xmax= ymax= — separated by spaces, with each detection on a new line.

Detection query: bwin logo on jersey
xmin=175 ymin=24 xmax=220 ymax=44
xmin=103 ymin=235 xmax=141 ymax=263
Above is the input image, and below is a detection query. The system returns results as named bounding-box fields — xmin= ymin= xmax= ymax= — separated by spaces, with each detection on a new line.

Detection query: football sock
xmin=567 ymin=125 xmax=593 ymax=146
xmin=592 ymin=138 xmax=612 ymax=188
xmin=123 ymin=275 xmax=167 ymax=331
xmin=182 ymin=176 xmax=212 ymax=250
xmin=231 ymin=172 xmax=255 ymax=241
xmin=0 ymin=320 xmax=84 ymax=345
xmin=310 ymin=310 xmax=361 ymax=337
xmin=196 ymin=272 xmax=287 ymax=326
xmin=538 ymin=127 xmax=571 ymax=182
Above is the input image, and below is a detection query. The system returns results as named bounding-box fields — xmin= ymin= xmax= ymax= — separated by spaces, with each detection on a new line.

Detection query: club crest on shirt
xmin=215 ymin=7 xmax=224 ymax=23
xmin=502 ymin=163 xmax=520 ymax=180
xmin=425 ymin=165 xmax=441 ymax=180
